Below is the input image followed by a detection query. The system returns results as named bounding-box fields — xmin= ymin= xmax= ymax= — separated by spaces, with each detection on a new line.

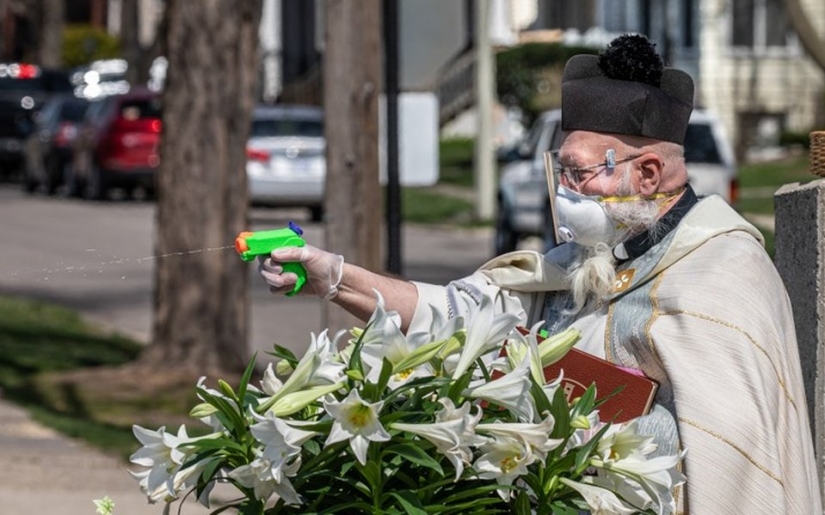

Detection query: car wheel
xmin=84 ymin=164 xmax=108 ymax=201
xmin=21 ymin=166 xmax=38 ymax=194
xmin=309 ymin=206 xmax=324 ymax=222
xmin=43 ymin=155 xmax=61 ymax=196
xmin=494 ymin=200 xmax=519 ymax=255
xmin=64 ymin=163 xmax=83 ymax=198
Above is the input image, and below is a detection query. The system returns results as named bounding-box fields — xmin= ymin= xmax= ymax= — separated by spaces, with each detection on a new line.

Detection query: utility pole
xmin=384 ymin=0 xmax=402 ymax=275
xmin=323 ymin=0 xmax=383 ymax=333
xmin=474 ymin=0 xmax=496 ymax=220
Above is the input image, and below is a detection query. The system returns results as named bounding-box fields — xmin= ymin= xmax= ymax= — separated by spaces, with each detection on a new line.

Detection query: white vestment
xmin=409 ymin=196 xmax=822 ymax=514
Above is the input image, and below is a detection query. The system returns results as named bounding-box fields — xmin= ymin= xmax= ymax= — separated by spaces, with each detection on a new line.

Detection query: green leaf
xmin=372 ymin=356 xmax=394 ymax=396
xmin=549 ymin=385 xmax=571 ymax=440
xmin=346 ymin=369 xmax=365 ymax=382
xmin=196 ymin=388 xmax=245 ymax=434
xmin=267 ymin=344 xmax=299 ymax=368
xmin=236 ymin=353 xmax=258 ymax=408
xmin=574 ymin=422 xmax=611 ymax=474
xmin=387 ymin=491 xmax=427 ymax=515
xmin=569 ymin=383 xmax=596 ymax=420
xmin=549 ymin=501 xmax=581 ymax=515
xmin=383 ymin=442 xmax=444 ymax=475
xmin=514 ymin=489 xmax=531 ymax=514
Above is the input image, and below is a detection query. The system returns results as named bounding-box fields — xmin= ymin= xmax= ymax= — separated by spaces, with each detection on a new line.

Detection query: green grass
xmin=439 ymin=138 xmax=475 ymax=187
xmin=0 ymin=295 xmax=145 ymax=458
xmin=736 ymin=155 xmax=816 ymax=214
xmin=736 ymin=155 xmax=817 ymax=257
xmin=402 ymin=187 xmax=475 ymax=225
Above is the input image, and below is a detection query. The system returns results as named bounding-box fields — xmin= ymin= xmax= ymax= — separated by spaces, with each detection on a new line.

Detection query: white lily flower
xmin=436 ymin=398 xmax=488 ymax=446
xmin=250 ymin=411 xmax=319 ymax=483
xmin=323 ymin=389 xmax=391 ymax=465
xmin=194 ymin=377 xmax=232 ymax=432
xmin=475 ymin=414 xmax=562 ymax=462
xmin=361 ymin=326 xmax=435 ymax=387
xmin=451 ymin=294 xmax=521 ymax=379
xmin=425 ymin=303 xmax=465 ymax=347
xmin=261 ymin=362 xmax=284 ymax=395
xmin=228 ymin=454 xmax=302 ymax=505
xmin=392 ymin=417 xmax=470 ymax=480
xmin=130 ymin=425 xmax=195 ymax=495
xmin=262 ymin=331 xmax=346 ymax=413
xmin=593 ymin=452 xmax=685 ymax=515
xmin=590 ymin=422 xmax=686 ymax=515
xmin=559 ymin=477 xmax=637 ymax=515
xmin=473 ymin=435 xmax=536 ymax=500
xmin=131 ymin=457 xmax=209 ymax=505
xmin=463 ymin=358 xmax=535 ymax=422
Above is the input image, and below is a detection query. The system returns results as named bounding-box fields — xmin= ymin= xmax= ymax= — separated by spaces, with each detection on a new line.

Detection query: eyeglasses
xmin=549 ymin=149 xmax=642 ymax=189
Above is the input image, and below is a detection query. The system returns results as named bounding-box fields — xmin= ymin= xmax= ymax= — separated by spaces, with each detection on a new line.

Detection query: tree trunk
xmin=323 ymin=0 xmax=383 ymax=334
xmin=38 ymin=0 xmax=62 ymax=67
xmin=143 ymin=0 xmax=262 ymax=374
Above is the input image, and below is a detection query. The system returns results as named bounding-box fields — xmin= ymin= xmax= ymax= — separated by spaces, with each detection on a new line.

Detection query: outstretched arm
xmin=258 ymin=244 xmax=419 ymax=332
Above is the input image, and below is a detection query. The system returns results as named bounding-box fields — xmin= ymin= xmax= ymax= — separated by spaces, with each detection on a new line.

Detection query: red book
xmin=511 ymin=327 xmax=659 ymax=424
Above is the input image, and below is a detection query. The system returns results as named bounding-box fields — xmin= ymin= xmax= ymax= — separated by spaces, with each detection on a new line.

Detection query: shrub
xmin=62 ymin=24 xmax=122 ymax=68
xmin=496 ymin=43 xmax=598 ymax=126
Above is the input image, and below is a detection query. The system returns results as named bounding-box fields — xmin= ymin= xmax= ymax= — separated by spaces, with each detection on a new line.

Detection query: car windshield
xmin=0 ymin=77 xmax=48 ymax=91
xmin=60 ymin=101 xmax=88 ymax=122
xmin=251 ymin=118 xmax=323 ymax=138
xmin=119 ymin=98 xmax=161 ymax=120
xmin=684 ymin=123 xmax=722 ymax=164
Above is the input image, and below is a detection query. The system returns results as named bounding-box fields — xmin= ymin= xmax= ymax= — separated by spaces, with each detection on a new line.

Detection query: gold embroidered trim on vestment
xmin=679 ymin=417 xmax=784 ymax=485
xmin=661 ymin=309 xmax=796 ymax=410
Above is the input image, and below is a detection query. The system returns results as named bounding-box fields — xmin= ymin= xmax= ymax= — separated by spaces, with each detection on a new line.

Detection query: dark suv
xmin=67 ymin=88 xmax=162 ymax=200
xmin=0 ymin=63 xmax=73 ymax=179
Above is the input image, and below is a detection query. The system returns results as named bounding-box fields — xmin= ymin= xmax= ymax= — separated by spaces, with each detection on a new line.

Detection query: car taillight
xmin=729 ymin=178 xmax=739 ymax=206
xmin=54 ymin=122 xmax=77 ymax=147
xmin=16 ymin=63 xmax=40 ymax=79
xmin=150 ymin=119 xmax=162 ymax=133
xmin=246 ymin=148 xmax=269 ymax=162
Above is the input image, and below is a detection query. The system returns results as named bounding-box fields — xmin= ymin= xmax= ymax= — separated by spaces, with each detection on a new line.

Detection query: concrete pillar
xmin=774 ymin=131 xmax=825 ymax=510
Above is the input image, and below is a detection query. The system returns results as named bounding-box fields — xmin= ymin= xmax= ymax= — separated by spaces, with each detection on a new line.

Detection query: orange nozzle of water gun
xmin=234 ymin=232 xmax=254 ymax=254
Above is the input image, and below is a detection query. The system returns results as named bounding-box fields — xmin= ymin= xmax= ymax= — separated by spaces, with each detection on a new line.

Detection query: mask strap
xmin=599 ymin=186 xmax=686 ymax=203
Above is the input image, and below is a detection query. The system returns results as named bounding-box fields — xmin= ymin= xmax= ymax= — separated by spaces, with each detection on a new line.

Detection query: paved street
xmin=0 ymin=183 xmax=497 ymax=514
xmin=0 ymin=184 xmax=495 ymax=356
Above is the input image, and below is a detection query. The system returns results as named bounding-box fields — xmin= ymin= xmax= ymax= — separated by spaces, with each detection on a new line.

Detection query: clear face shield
xmin=544 ymin=149 xmax=629 ymax=247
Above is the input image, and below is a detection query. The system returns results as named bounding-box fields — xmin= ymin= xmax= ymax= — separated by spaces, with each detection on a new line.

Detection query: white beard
xmin=568 ymin=243 xmax=617 ymax=314
xmin=566 ymin=172 xmax=665 ymax=312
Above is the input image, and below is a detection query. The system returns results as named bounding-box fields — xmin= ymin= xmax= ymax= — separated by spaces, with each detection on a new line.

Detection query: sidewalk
xmin=0 ymin=397 xmax=214 ymax=514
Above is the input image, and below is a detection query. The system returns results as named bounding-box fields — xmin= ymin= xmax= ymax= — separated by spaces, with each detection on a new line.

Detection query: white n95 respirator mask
xmin=554 ymin=185 xmax=623 ymax=247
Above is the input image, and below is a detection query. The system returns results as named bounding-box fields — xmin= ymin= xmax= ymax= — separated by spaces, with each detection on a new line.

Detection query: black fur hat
xmin=561 ymin=34 xmax=694 ymax=144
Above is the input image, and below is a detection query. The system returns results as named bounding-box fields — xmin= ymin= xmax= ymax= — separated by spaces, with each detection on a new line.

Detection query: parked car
xmin=246 ymin=104 xmax=325 ymax=221
xmin=21 ymin=94 xmax=89 ymax=195
xmin=495 ymin=108 xmax=738 ymax=254
xmin=67 ymin=88 xmax=162 ymax=200
xmin=0 ymin=63 xmax=73 ymax=179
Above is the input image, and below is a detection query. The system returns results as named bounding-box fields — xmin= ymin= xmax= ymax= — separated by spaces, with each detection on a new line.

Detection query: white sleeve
xmin=408 ymin=272 xmax=533 ymax=334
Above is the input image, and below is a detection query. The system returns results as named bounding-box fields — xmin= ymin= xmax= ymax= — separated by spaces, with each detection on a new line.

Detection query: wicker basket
xmin=812 ymin=131 xmax=825 ymax=177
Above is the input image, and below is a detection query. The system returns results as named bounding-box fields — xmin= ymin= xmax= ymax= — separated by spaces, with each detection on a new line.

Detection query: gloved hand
xmin=258 ymin=244 xmax=344 ymax=300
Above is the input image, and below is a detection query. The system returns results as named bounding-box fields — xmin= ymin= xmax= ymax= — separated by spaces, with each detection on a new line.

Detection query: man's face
xmin=556 ymin=131 xmax=640 ymax=197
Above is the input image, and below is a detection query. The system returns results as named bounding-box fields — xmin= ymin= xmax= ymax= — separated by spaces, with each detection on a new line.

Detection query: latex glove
xmin=258 ymin=244 xmax=344 ymax=300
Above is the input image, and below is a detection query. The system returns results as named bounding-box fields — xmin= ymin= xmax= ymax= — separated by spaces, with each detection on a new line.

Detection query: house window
xmin=731 ymin=0 xmax=790 ymax=50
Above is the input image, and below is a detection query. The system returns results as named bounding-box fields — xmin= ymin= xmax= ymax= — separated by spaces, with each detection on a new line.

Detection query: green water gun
xmin=234 ymin=222 xmax=307 ymax=296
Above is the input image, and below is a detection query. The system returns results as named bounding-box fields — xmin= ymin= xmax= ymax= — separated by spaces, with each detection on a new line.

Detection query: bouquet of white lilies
xmin=130 ymin=292 xmax=685 ymax=515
